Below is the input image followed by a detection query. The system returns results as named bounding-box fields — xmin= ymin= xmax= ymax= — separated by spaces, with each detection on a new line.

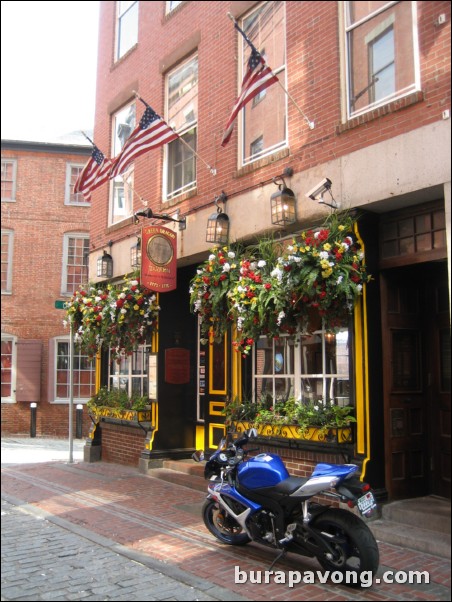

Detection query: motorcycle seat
xmin=272 ymin=476 xmax=310 ymax=494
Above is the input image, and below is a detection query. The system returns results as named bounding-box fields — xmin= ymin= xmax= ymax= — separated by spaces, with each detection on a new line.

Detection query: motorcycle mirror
xmin=192 ymin=450 xmax=204 ymax=462
xmin=247 ymin=428 xmax=258 ymax=439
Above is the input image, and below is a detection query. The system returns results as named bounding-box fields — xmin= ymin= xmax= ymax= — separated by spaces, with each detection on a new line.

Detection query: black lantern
xmin=130 ymin=238 xmax=141 ymax=269
xmin=206 ymin=193 xmax=229 ymax=244
xmin=270 ymin=169 xmax=297 ymax=226
xmin=97 ymin=242 xmax=113 ymax=278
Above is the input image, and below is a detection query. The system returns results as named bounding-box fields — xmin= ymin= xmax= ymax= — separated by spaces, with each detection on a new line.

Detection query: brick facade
xmin=1 ymin=139 xmax=93 ymax=437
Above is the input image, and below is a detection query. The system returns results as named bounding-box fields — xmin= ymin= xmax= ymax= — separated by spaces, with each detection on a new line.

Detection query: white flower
xmin=222 ymin=263 xmax=231 ymax=272
xmin=118 ymin=292 xmax=126 ymax=299
xmin=357 ymin=284 xmax=363 ymax=292
xmin=130 ymin=280 xmax=139 ymax=287
xmin=336 ymin=275 xmax=343 ymax=285
xmin=209 ymin=254 xmax=216 ymax=261
xmin=257 ymin=260 xmax=266 ymax=268
xmin=120 ymin=308 xmax=127 ymax=314
xmin=287 ymin=245 xmax=294 ymax=252
xmin=277 ymin=311 xmax=285 ymax=326
xmin=271 ymin=267 xmax=283 ymax=281
xmin=319 ymin=251 xmax=329 ymax=260
xmin=228 ymin=251 xmax=236 ymax=259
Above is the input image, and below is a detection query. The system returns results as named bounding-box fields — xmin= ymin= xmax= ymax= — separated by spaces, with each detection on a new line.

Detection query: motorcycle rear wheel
xmin=311 ymin=508 xmax=379 ymax=586
xmin=202 ymin=500 xmax=251 ymax=546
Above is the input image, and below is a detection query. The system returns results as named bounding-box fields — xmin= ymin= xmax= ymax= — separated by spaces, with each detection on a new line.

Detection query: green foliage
xmin=223 ymin=395 xmax=356 ymax=430
xmin=87 ymin=387 xmax=149 ymax=412
xmin=189 ymin=213 xmax=370 ymax=356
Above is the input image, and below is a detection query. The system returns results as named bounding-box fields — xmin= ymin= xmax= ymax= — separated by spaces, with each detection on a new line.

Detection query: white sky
xmin=1 ymin=1 xmax=100 ymax=142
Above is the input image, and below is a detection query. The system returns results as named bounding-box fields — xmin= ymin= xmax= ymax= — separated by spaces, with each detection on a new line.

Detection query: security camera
xmin=305 ymin=178 xmax=332 ymax=201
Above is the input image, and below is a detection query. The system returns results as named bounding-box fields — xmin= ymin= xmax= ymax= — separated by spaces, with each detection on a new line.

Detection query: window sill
xmin=235 ymin=147 xmax=290 ymax=179
xmin=337 ymin=90 xmax=424 ymax=134
xmin=162 ymin=186 xmax=197 ymax=209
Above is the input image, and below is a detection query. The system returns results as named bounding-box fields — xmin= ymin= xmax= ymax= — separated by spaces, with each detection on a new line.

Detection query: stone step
xmin=368 ymin=518 xmax=451 ymax=559
xmin=379 ymin=496 xmax=451 ymax=533
xmin=146 ymin=466 xmax=207 ymax=493
xmin=162 ymin=458 xmax=206 ymax=477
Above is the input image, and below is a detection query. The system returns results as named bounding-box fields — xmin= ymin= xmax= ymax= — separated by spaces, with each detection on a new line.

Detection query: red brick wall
xmin=90 ymin=0 xmax=451 ymax=249
xmin=99 ymin=422 xmax=147 ymax=466
xmin=1 ymin=142 xmax=92 ymax=437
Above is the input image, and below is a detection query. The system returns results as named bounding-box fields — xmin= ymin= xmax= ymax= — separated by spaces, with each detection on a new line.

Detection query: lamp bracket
xmin=134 ymin=208 xmax=187 ymax=230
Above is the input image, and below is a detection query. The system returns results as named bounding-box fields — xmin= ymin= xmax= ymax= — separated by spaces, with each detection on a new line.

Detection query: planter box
xmin=88 ymin=406 xmax=153 ymax=430
xmin=232 ymin=420 xmax=353 ymax=444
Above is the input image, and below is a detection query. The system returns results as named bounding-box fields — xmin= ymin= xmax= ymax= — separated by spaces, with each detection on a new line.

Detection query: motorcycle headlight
xmin=204 ymin=459 xmax=220 ymax=479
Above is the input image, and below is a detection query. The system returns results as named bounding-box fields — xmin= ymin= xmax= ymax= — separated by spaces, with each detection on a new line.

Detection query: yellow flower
xmin=339 ymin=225 xmax=345 ymax=231
xmin=323 ymin=243 xmax=331 ymax=251
xmin=134 ymin=304 xmax=139 ymax=311
xmin=322 ymin=268 xmax=333 ymax=278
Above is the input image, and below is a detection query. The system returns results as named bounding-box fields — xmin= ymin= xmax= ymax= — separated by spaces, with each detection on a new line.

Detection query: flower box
xmin=88 ymin=406 xmax=153 ymax=431
xmin=231 ymin=420 xmax=353 ymax=444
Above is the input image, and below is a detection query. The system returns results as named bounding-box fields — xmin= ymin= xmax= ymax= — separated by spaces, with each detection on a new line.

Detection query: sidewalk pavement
xmin=1 ymin=437 xmax=451 ymax=601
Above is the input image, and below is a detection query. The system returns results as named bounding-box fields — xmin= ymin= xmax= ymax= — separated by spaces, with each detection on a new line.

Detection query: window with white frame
xmin=1 ymin=159 xmax=17 ymax=202
xmin=1 ymin=229 xmax=14 ymax=294
xmin=61 ymin=233 xmax=89 ymax=295
xmin=165 ymin=55 xmax=198 ymax=201
xmin=110 ymin=102 xmax=135 ymax=225
xmin=116 ymin=1 xmax=138 ymax=61
xmin=253 ymin=326 xmax=351 ymax=407
xmin=166 ymin=1 xmax=183 ymax=14
xmin=54 ymin=338 xmax=96 ymax=402
xmin=240 ymin=1 xmax=287 ymax=166
xmin=1 ymin=334 xmax=17 ymax=402
xmin=345 ymin=1 xmax=419 ymax=119
xmin=108 ymin=344 xmax=153 ymax=398
xmin=65 ymin=163 xmax=89 ymax=205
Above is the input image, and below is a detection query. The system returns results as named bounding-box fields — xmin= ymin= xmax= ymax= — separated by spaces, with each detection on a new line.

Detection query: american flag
xmin=109 ymin=105 xmax=178 ymax=179
xmin=221 ymin=49 xmax=278 ymax=147
xmin=74 ymin=145 xmax=113 ymax=202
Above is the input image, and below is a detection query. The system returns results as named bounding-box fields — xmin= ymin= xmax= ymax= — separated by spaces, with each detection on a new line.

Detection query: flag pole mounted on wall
xmin=133 ymin=91 xmax=217 ymax=176
xmin=227 ymin=12 xmax=315 ymax=131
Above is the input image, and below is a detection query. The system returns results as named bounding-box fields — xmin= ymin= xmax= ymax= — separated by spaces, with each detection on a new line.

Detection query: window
xmin=1 ymin=229 xmax=14 ymax=294
xmin=108 ymin=344 xmax=153 ymax=398
xmin=345 ymin=1 xmax=419 ymax=119
xmin=166 ymin=1 xmax=183 ymax=13
xmin=241 ymin=1 xmax=287 ymax=165
xmin=1 ymin=335 xmax=17 ymax=402
xmin=54 ymin=338 xmax=96 ymax=402
xmin=61 ymin=233 xmax=89 ymax=295
xmin=1 ymin=159 xmax=17 ymax=202
xmin=116 ymin=1 xmax=138 ymax=60
xmin=165 ymin=55 xmax=198 ymax=201
xmin=110 ymin=103 xmax=135 ymax=225
xmin=253 ymin=325 xmax=351 ymax=407
xmin=65 ymin=163 xmax=89 ymax=205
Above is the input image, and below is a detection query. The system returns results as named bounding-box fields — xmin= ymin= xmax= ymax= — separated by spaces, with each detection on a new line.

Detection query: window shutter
xmin=16 ymin=340 xmax=42 ymax=402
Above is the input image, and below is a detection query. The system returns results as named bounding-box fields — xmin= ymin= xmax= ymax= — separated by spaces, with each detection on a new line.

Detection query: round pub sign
xmin=141 ymin=225 xmax=177 ymax=292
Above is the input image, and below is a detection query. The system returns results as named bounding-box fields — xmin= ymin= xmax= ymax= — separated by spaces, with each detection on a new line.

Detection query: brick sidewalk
xmin=1 ymin=459 xmax=450 ymax=601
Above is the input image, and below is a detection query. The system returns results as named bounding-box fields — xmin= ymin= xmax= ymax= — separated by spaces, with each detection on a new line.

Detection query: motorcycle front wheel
xmin=202 ymin=499 xmax=251 ymax=546
xmin=311 ymin=508 xmax=379 ymax=586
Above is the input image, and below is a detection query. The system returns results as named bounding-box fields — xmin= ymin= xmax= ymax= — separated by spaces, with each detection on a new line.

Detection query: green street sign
xmin=54 ymin=300 xmax=66 ymax=310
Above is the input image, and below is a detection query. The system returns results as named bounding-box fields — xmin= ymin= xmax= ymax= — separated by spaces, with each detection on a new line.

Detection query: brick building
xmin=1 ymin=135 xmax=94 ymax=437
xmin=85 ymin=1 xmax=449 ymax=500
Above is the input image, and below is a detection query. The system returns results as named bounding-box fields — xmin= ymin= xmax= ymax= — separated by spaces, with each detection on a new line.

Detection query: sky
xmin=1 ymin=1 xmax=100 ymax=142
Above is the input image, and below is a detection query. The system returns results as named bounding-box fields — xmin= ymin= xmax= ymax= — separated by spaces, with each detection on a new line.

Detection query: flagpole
xmin=227 ymin=13 xmax=315 ymax=130
xmin=132 ymin=91 xmax=217 ymax=175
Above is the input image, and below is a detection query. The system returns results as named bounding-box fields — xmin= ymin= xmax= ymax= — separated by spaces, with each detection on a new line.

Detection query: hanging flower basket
xmin=189 ymin=212 xmax=370 ymax=356
xmin=64 ymin=275 xmax=160 ymax=362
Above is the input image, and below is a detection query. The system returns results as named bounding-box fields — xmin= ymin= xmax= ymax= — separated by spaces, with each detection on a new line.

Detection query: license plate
xmin=357 ymin=491 xmax=377 ymax=516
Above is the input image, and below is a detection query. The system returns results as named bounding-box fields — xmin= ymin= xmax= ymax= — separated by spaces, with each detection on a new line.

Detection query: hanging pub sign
xmin=141 ymin=225 xmax=177 ymax=292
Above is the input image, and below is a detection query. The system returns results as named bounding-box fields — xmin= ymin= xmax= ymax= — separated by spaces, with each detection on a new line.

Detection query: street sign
xmin=54 ymin=300 xmax=66 ymax=310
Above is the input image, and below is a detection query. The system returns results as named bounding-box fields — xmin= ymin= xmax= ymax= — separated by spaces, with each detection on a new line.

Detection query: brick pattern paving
xmin=2 ymin=461 xmax=450 ymax=601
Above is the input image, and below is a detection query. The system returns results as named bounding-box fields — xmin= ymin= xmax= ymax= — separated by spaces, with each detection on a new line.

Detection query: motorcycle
xmin=193 ymin=429 xmax=379 ymax=587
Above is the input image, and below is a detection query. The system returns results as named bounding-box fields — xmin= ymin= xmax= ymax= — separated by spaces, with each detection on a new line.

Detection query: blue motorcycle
xmin=193 ymin=429 xmax=379 ymax=586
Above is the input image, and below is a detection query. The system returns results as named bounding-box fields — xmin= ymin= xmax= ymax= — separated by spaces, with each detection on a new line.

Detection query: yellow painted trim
xmin=209 ymin=422 xmax=227 ymax=449
xmin=209 ymin=401 xmax=226 ymax=416
xmin=231 ymin=326 xmax=242 ymax=400
xmin=209 ymin=331 xmax=228 ymax=395
xmin=354 ymin=222 xmax=371 ymax=480
xmin=95 ymin=351 xmax=101 ymax=393
xmin=354 ymin=301 xmax=366 ymax=455
xmin=147 ymin=306 xmax=159 ymax=450
xmin=195 ymin=425 xmax=205 ymax=450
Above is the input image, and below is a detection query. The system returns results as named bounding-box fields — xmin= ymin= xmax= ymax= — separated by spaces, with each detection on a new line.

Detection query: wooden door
xmin=381 ymin=262 xmax=451 ymax=499
xmin=203 ymin=334 xmax=229 ymax=451
xmin=427 ymin=266 xmax=451 ymax=498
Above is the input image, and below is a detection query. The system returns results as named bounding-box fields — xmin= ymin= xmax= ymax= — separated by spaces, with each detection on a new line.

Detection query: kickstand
xmin=269 ymin=548 xmax=287 ymax=571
